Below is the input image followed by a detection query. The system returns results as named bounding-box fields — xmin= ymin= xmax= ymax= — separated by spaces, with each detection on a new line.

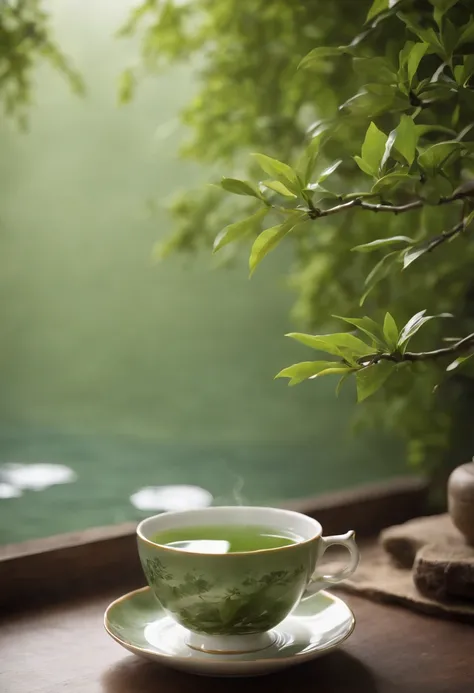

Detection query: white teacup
xmin=137 ymin=506 xmax=359 ymax=653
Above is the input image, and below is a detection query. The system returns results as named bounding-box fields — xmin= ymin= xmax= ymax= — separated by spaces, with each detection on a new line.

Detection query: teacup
xmin=137 ymin=506 xmax=359 ymax=654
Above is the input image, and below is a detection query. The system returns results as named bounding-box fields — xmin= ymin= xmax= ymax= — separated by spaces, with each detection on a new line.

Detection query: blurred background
xmin=0 ymin=0 xmax=407 ymax=545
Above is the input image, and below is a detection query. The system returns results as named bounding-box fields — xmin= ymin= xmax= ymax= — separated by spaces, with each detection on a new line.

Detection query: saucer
xmin=104 ymin=586 xmax=355 ymax=677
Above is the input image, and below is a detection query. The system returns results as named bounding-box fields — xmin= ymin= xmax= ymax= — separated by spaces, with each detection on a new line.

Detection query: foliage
xmin=0 ymin=0 xmax=84 ymax=127
xmin=122 ymin=0 xmax=474 ymax=473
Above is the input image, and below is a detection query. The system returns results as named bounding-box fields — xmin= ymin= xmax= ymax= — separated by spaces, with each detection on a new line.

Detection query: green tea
xmin=152 ymin=524 xmax=300 ymax=554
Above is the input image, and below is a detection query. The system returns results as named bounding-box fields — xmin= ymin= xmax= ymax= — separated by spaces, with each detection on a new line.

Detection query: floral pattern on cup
xmin=142 ymin=556 xmax=306 ymax=634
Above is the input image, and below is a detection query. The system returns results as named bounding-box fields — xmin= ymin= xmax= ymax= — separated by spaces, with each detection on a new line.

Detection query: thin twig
xmin=307 ymin=189 xmax=469 ymax=220
xmin=358 ymin=333 xmax=474 ymax=366
xmin=422 ymin=220 xmax=465 ymax=254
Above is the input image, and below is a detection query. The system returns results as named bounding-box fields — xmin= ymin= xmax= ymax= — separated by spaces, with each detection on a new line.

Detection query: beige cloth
xmin=332 ymin=540 xmax=474 ymax=624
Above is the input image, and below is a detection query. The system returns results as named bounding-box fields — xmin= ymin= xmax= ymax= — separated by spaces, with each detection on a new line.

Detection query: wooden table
xmin=1 ymin=478 xmax=473 ymax=692
xmin=1 ymin=588 xmax=473 ymax=693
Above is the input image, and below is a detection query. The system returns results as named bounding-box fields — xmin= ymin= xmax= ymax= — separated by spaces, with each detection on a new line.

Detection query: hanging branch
xmin=306 ymin=189 xmax=471 ymax=220
xmin=358 ymin=333 xmax=474 ymax=367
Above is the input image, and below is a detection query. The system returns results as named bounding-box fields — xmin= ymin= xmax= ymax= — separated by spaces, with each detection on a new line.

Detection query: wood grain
xmin=0 ymin=476 xmax=429 ymax=612
xmin=1 ymin=588 xmax=472 ymax=693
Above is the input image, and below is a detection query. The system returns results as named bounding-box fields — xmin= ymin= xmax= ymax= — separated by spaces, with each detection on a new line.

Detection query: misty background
xmin=0 ymin=0 xmax=405 ymax=544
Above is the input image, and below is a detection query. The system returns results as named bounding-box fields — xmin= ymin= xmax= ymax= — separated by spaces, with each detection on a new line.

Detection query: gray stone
xmin=413 ymin=543 xmax=474 ymax=602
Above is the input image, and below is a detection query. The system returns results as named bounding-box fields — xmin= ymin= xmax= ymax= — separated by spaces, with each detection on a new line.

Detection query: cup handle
xmin=302 ymin=530 xmax=359 ymax=599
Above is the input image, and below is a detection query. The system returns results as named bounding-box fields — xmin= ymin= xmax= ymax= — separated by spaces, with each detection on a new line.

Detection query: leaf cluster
xmin=123 ymin=0 xmax=474 ymax=471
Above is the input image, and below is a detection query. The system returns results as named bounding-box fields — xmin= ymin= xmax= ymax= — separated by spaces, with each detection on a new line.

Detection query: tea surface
xmin=151 ymin=523 xmax=300 ymax=553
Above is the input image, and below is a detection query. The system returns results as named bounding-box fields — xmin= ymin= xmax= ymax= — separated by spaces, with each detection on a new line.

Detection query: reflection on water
xmin=165 ymin=539 xmax=230 ymax=553
xmin=0 ymin=483 xmax=22 ymax=499
xmin=130 ymin=485 xmax=213 ymax=512
xmin=0 ymin=463 xmax=77 ymax=492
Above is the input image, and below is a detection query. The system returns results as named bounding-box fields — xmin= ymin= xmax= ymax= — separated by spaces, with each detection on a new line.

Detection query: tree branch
xmin=358 ymin=333 xmax=474 ymax=366
xmin=402 ymin=218 xmax=466 ymax=266
xmin=307 ymin=189 xmax=470 ymax=220
xmin=420 ymin=219 xmax=465 ymax=254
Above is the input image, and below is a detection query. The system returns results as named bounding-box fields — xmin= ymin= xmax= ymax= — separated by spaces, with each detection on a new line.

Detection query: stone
xmin=413 ymin=543 xmax=474 ymax=602
xmin=380 ymin=514 xmax=464 ymax=569
xmin=448 ymin=462 xmax=474 ymax=545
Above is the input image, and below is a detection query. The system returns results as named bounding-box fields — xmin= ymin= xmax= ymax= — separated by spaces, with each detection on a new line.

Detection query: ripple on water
xmin=0 ymin=463 xmax=77 ymax=492
xmin=130 ymin=485 xmax=213 ymax=512
xmin=0 ymin=482 xmax=22 ymax=499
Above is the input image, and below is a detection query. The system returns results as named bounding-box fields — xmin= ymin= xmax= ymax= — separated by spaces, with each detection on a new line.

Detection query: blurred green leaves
xmin=0 ymin=0 xmax=84 ymax=126
xmin=121 ymin=0 xmax=474 ymax=473
xmin=213 ymin=208 xmax=268 ymax=253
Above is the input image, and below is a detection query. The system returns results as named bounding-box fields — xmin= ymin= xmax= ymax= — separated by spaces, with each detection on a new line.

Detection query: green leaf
xmin=394 ymin=114 xmax=418 ymax=165
xmin=366 ymin=0 xmax=397 ymax=22
xmin=360 ymin=122 xmax=387 ymax=177
xmin=360 ymin=251 xmax=400 ymax=306
xmin=251 ymin=153 xmax=299 ymax=191
xmin=336 ymin=371 xmax=353 ymax=396
xmin=220 ymin=178 xmax=262 ymax=198
xmin=398 ymin=310 xmax=452 ymax=349
xmin=454 ymin=64 xmax=465 ymax=86
xmin=441 ymin=18 xmax=458 ymax=58
xmin=317 ymin=160 xmax=343 ymax=183
xmin=383 ymin=312 xmax=399 ymax=350
xmin=457 ymin=17 xmax=474 ymax=48
xmin=398 ymin=40 xmax=415 ymax=75
xmin=407 ymin=43 xmax=429 ymax=85
xmin=414 ymin=124 xmax=457 ymax=138
xmin=402 ymin=225 xmax=462 ymax=268
xmin=300 ymin=125 xmax=331 ymax=184
xmin=249 ymin=216 xmax=301 ymax=275
xmin=380 ymin=129 xmax=397 ymax=172
xmin=367 ymin=0 xmax=387 ymax=21
xmin=213 ymin=208 xmax=268 ymax=253
xmin=118 ymin=69 xmax=135 ymax=104
xmin=311 ymin=366 xmax=355 ymax=379
xmin=403 ymin=221 xmax=467 ymax=269
xmin=298 ymin=46 xmax=345 ymax=70
xmin=334 ymin=316 xmax=385 ymax=347
xmin=353 ymin=57 xmax=397 ymax=84
xmin=261 ymin=180 xmax=297 ymax=198
xmin=352 ymin=236 xmax=414 ymax=253
xmin=356 ymin=361 xmax=394 ymax=401
xmin=465 ymin=209 xmax=474 ymax=229
xmin=275 ymin=360 xmax=340 ymax=386
xmin=429 ymin=0 xmax=459 ymax=16
xmin=430 ymin=0 xmax=459 ymax=28
xmin=461 ymin=55 xmax=474 ymax=86
xmin=399 ymin=13 xmax=444 ymax=56
xmin=354 ymin=156 xmax=375 ymax=177
xmin=303 ymin=184 xmax=338 ymax=201
xmin=420 ymin=174 xmax=454 ymax=205
xmin=446 ymin=353 xmax=474 ymax=372
xmin=286 ymin=332 xmax=371 ymax=357
xmin=372 ymin=172 xmax=416 ymax=194
xmin=417 ymin=141 xmax=462 ymax=174
xmin=417 ymin=83 xmax=456 ymax=104
xmin=340 ymin=88 xmax=396 ymax=117
xmin=402 ymin=241 xmax=432 ymax=268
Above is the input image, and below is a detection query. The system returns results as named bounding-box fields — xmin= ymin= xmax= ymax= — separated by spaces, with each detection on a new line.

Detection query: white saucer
xmin=104 ymin=586 xmax=355 ymax=677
